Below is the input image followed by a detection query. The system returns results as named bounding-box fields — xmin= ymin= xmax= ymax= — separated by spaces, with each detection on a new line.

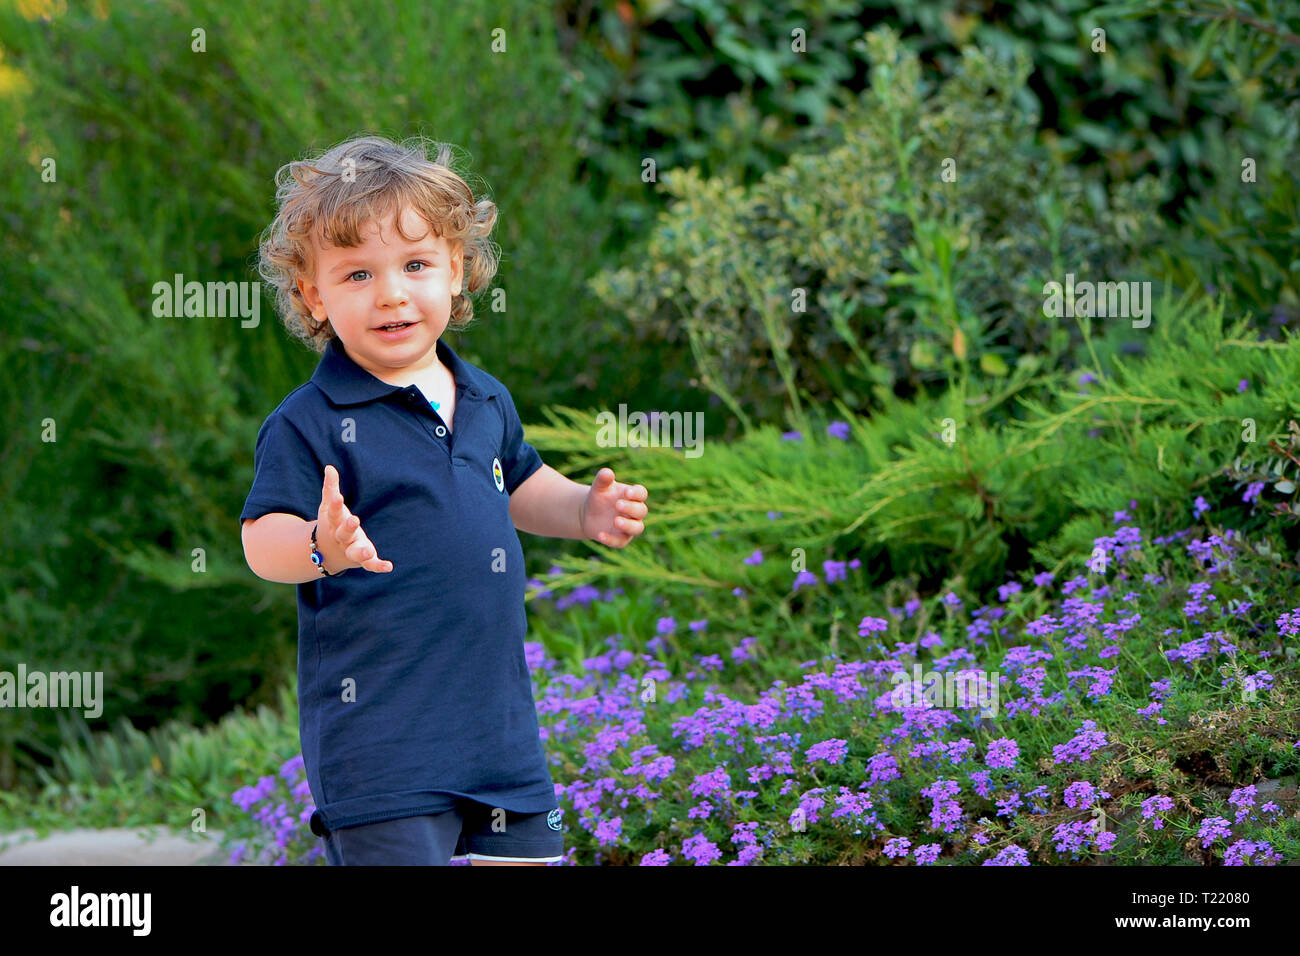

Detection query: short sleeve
xmin=498 ymin=387 xmax=544 ymax=495
xmin=238 ymin=412 xmax=323 ymax=528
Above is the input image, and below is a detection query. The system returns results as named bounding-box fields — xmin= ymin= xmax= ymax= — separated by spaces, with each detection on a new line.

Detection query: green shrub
xmin=558 ymin=0 xmax=873 ymax=246
xmin=0 ymin=681 xmax=299 ymax=835
xmin=525 ymin=291 xmax=1300 ymax=605
xmin=588 ymin=26 xmax=1156 ymax=433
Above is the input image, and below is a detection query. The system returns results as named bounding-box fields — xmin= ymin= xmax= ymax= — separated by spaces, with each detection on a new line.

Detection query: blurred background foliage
xmin=0 ymin=0 xmax=1297 ymax=802
xmin=589 ymin=26 xmax=1160 ymax=431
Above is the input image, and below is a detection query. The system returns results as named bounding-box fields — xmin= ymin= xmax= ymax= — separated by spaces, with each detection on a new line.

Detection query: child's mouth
xmin=375 ymin=321 xmax=417 ymax=337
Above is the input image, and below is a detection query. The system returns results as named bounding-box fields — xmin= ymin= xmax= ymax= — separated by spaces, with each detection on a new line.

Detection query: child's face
xmin=296 ymin=203 xmax=463 ymax=379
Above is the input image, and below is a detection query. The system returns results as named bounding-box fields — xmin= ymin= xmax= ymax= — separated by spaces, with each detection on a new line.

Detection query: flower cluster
xmin=227 ymin=755 xmax=323 ymax=866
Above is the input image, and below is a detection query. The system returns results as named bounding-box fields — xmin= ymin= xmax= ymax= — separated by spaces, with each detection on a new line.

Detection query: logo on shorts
xmin=546 ymin=808 xmax=563 ymax=831
xmin=492 ymin=456 xmax=505 ymax=493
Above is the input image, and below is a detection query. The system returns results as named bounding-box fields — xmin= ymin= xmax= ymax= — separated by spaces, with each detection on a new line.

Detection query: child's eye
xmin=346 ymin=261 xmax=429 ymax=282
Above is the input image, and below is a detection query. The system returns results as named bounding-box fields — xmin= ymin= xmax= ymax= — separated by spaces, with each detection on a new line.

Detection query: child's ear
xmin=296 ymin=273 xmax=326 ymax=319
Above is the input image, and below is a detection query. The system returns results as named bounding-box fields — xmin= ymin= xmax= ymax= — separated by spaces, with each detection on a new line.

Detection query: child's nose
xmin=378 ymin=275 xmax=409 ymax=307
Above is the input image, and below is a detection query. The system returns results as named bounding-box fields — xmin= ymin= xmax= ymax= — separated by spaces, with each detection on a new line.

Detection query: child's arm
xmin=242 ymin=513 xmax=323 ymax=584
xmin=507 ymin=464 xmax=588 ymax=539
xmin=243 ymin=465 xmax=393 ymax=582
xmin=510 ymin=465 xmax=648 ymax=546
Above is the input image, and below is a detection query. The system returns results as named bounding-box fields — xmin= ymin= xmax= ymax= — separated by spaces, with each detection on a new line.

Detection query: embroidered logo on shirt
xmin=546 ymin=808 xmax=563 ymax=831
xmin=492 ymin=456 xmax=505 ymax=493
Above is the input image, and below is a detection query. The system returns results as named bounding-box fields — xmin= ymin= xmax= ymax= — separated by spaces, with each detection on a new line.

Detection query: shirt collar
xmin=310 ymin=335 xmax=494 ymax=406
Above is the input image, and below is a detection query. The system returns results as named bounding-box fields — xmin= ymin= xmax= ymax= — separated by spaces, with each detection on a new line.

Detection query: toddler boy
xmin=239 ymin=135 xmax=648 ymax=865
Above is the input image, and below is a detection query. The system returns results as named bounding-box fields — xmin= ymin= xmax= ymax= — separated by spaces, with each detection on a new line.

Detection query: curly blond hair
xmin=257 ymin=134 xmax=500 ymax=352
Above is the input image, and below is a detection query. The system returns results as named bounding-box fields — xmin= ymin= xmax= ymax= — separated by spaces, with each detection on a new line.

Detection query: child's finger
xmin=334 ymin=512 xmax=360 ymax=543
xmin=319 ymin=465 xmax=337 ymax=509
xmin=349 ymin=528 xmax=390 ymax=568
xmin=345 ymin=535 xmax=377 ymax=565
xmin=616 ymin=500 xmax=647 ymax=519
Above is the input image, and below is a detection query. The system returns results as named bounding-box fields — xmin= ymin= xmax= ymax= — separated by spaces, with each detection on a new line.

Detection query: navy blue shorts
xmin=321 ymin=800 xmax=566 ymax=866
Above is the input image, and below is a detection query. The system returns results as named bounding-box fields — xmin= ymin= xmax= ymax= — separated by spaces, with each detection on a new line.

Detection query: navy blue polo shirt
xmin=239 ymin=335 xmax=557 ymax=835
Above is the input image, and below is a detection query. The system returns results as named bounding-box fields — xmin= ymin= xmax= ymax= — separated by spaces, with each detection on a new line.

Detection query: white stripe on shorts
xmin=464 ymin=852 xmax=563 ymax=863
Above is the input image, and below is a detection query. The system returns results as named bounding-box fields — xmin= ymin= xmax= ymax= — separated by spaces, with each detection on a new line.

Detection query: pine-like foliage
xmin=533 ymin=291 xmax=1300 ymax=602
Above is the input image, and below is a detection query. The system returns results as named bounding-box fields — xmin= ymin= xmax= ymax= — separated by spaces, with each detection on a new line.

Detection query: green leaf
xmin=910 ymin=339 xmax=939 ymax=369
xmin=980 ymin=352 xmax=1010 ymax=376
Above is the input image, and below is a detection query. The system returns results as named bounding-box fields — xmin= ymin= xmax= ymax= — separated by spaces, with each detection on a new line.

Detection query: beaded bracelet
xmin=310 ymin=522 xmax=341 ymax=576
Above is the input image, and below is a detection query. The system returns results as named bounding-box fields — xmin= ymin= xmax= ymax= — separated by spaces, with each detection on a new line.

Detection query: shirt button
xmin=435 ymin=425 xmax=447 ymax=437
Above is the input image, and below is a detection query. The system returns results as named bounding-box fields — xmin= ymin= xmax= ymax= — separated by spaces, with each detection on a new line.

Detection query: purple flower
xmin=985 ymin=737 xmax=1019 ymax=770
xmin=743 ymin=549 xmax=763 ymax=565
xmin=827 ymin=421 xmax=851 ymax=440
xmin=858 ymin=616 xmax=889 ymax=635
xmin=1052 ymin=720 xmax=1108 ymax=765
xmin=681 ymin=833 xmax=722 ymax=865
xmin=656 ymin=617 xmax=676 ymax=635
xmin=1141 ymin=794 xmax=1174 ymax=830
xmin=912 ymin=843 xmax=943 ymax=865
xmin=639 ymin=849 xmax=672 ymax=866
xmin=867 ymin=752 xmax=900 ymax=786
xmin=997 ymin=581 xmax=1022 ymax=602
xmin=1224 ymin=840 xmax=1281 ymax=866
xmin=1193 ymin=496 xmax=1210 ymax=518
xmin=689 ymin=766 xmax=732 ymax=799
xmin=1033 ymin=571 xmax=1055 ymax=588
xmin=1052 ymin=818 xmax=1115 ymax=856
xmin=883 ymin=837 xmax=912 ymax=858
xmin=1228 ymin=785 xmax=1257 ymax=823
xmin=823 ymin=559 xmax=848 ymax=583
xmin=781 ymin=431 xmax=802 ymax=442
xmin=942 ymin=592 xmax=963 ymax=609
xmin=792 ymin=570 xmax=819 ymax=591
xmin=983 ymin=845 xmax=1030 ymax=866
xmin=1237 ymin=379 xmax=1248 ymax=393
xmin=1063 ymin=781 xmax=1109 ymax=809
xmin=594 ymin=817 xmax=623 ymax=846
xmin=919 ymin=779 xmax=964 ymax=835
xmin=1198 ymin=816 xmax=1232 ymax=848
xmin=1276 ymin=608 xmax=1300 ymax=637
xmin=805 ymin=738 xmax=849 ymax=765
xmin=687 ymin=801 xmax=714 ymax=820
xmin=1243 ymin=481 xmax=1265 ymax=504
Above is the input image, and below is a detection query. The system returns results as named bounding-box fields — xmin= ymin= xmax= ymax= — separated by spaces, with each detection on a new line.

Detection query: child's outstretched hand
xmin=317 ymin=464 xmax=393 ymax=573
xmin=580 ymin=468 xmax=648 ymax=548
